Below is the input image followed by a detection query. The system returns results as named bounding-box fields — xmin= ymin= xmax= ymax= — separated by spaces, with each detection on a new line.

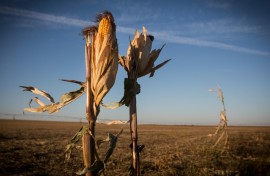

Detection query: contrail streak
xmin=0 ymin=5 xmax=93 ymax=27
xmin=0 ymin=5 xmax=269 ymax=57
xmin=152 ymin=32 xmax=270 ymax=56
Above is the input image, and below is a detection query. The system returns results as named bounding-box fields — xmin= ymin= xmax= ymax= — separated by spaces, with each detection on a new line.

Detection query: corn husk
xmin=84 ymin=12 xmax=118 ymax=117
xmin=119 ymin=26 xmax=170 ymax=78
xmin=117 ymin=27 xmax=170 ymax=108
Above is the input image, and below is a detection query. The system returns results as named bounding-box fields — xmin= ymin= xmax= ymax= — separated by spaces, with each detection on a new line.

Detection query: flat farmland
xmin=0 ymin=120 xmax=269 ymax=176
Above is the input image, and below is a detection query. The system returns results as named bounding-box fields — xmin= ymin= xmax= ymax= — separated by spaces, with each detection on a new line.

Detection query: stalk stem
xmin=83 ymin=32 xmax=96 ymax=176
xmin=130 ymin=95 xmax=140 ymax=175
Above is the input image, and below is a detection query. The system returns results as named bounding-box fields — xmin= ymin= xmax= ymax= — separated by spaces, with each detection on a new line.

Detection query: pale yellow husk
xmin=88 ymin=13 xmax=118 ymax=116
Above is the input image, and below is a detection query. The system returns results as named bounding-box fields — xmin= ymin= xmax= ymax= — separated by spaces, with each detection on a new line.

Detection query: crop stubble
xmin=0 ymin=120 xmax=269 ymax=176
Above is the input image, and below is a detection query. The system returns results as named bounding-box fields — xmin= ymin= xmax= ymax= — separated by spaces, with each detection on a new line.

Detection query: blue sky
xmin=0 ymin=0 xmax=269 ymax=125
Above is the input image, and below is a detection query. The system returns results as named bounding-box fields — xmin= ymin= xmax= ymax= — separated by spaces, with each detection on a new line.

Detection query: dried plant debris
xmin=208 ymin=85 xmax=228 ymax=149
xmin=20 ymin=79 xmax=86 ymax=114
xmin=103 ymin=27 xmax=170 ymax=109
xmin=66 ymin=126 xmax=124 ymax=176
xmin=20 ymin=86 xmax=55 ymax=103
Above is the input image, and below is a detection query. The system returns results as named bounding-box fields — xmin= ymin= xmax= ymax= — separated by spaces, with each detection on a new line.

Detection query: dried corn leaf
xmin=60 ymin=79 xmax=84 ymax=85
xmin=65 ymin=126 xmax=88 ymax=161
xmin=102 ymin=78 xmax=141 ymax=109
xmin=28 ymin=97 xmax=45 ymax=108
xmin=209 ymin=85 xmax=225 ymax=108
xmin=138 ymin=44 xmax=171 ymax=77
xmin=100 ymin=102 xmax=123 ymax=109
xmin=24 ymin=103 xmax=61 ymax=113
xmin=217 ymin=86 xmax=225 ymax=106
xmin=96 ymin=129 xmax=123 ymax=163
xmin=118 ymin=55 xmax=127 ymax=71
xmin=31 ymin=97 xmax=46 ymax=107
xmin=65 ymin=143 xmax=76 ymax=161
xmin=103 ymin=132 xmax=119 ymax=163
xmin=120 ymin=78 xmax=140 ymax=106
xmin=149 ymin=59 xmax=171 ymax=77
xmin=21 ymin=80 xmax=86 ymax=114
xmin=59 ymin=86 xmax=85 ymax=106
xmin=77 ymin=126 xmax=123 ymax=175
xmin=220 ymin=111 xmax=227 ymax=121
xmin=20 ymin=86 xmax=55 ymax=103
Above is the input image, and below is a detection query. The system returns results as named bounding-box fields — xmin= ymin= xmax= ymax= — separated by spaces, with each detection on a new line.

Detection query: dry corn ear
xmin=98 ymin=17 xmax=110 ymax=43
xmin=121 ymin=26 xmax=170 ymax=78
xmin=137 ymin=27 xmax=153 ymax=74
xmin=82 ymin=11 xmax=118 ymax=117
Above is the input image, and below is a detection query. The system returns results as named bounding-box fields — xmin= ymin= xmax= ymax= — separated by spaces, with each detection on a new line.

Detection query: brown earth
xmin=0 ymin=120 xmax=269 ymax=176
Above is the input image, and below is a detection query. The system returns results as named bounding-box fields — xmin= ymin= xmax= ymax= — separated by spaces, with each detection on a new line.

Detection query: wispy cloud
xmin=152 ymin=31 xmax=269 ymax=56
xmin=181 ymin=19 xmax=260 ymax=36
xmin=0 ymin=5 xmax=94 ymax=27
xmin=0 ymin=5 xmax=269 ymax=57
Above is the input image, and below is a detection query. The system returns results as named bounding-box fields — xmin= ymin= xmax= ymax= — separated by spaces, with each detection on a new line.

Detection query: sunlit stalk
xmin=209 ymin=85 xmax=229 ymax=151
xmin=119 ymin=27 xmax=170 ymax=175
xmin=20 ymin=10 xmax=119 ymax=176
xmin=130 ymin=95 xmax=140 ymax=175
xmin=83 ymin=31 xmax=96 ymax=176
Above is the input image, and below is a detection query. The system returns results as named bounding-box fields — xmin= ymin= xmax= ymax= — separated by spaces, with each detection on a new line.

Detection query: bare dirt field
xmin=0 ymin=120 xmax=269 ymax=176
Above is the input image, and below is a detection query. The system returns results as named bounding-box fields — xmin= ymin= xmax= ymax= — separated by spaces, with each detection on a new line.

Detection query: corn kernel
xmin=98 ymin=17 xmax=110 ymax=42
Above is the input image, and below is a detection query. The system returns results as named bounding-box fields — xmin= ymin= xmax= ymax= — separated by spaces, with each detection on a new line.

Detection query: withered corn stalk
xmin=208 ymin=85 xmax=229 ymax=150
xmin=20 ymin=11 xmax=119 ymax=176
xmin=82 ymin=11 xmax=118 ymax=176
xmin=119 ymin=27 xmax=170 ymax=176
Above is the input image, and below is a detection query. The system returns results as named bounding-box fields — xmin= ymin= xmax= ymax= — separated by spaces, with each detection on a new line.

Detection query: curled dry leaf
xmin=101 ymin=77 xmax=141 ymax=108
xmin=95 ymin=128 xmax=123 ymax=164
xmin=29 ymin=97 xmax=45 ymax=107
xmin=209 ymin=85 xmax=225 ymax=107
xmin=20 ymin=86 xmax=55 ymax=103
xmin=32 ymin=97 xmax=45 ymax=106
xmin=20 ymin=80 xmax=86 ymax=114
xmin=60 ymin=79 xmax=84 ymax=85
xmin=217 ymin=86 xmax=225 ymax=105
xmin=65 ymin=126 xmax=88 ymax=161
xmin=220 ymin=110 xmax=227 ymax=121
